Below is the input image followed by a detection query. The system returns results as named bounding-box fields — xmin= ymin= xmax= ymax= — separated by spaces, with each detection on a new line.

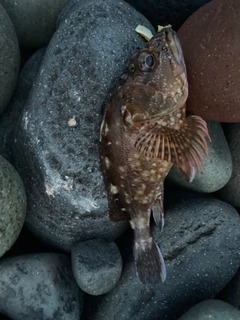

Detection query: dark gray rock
xmin=218 ymin=268 xmax=240 ymax=310
xmin=0 ymin=4 xmax=20 ymax=116
xmin=178 ymin=299 xmax=240 ymax=320
xmin=218 ymin=124 xmax=240 ymax=208
xmin=13 ymin=0 xmax=154 ymax=251
xmin=166 ymin=121 xmax=232 ymax=193
xmin=0 ymin=155 xmax=26 ymax=257
xmin=0 ymin=0 xmax=70 ymax=49
xmin=84 ymin=198 xmax=240 ymax=320
xmin=0 ymin=48 xmax=45 ymax=161
xmin=124 ymin=0 xmax=212 ymax=31
xmin=71 ymin=239 xmax=122 ymax=295
xmin=0 ymin=253 xmax=83 ymax=320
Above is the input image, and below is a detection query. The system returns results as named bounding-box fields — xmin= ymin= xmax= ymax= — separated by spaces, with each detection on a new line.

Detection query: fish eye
xmin=145 ymin=55 xmax=154 ymax=68
xmin=138 ymin=52 xmax=155 ymax=72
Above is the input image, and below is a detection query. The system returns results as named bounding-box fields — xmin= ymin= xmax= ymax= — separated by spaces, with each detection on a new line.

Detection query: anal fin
xmin=152 ymin=185 xmax=164 ymax=230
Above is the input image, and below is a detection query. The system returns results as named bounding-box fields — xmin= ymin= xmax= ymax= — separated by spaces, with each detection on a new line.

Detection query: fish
xmin=99 ymin=26 xmax=211 ymax=284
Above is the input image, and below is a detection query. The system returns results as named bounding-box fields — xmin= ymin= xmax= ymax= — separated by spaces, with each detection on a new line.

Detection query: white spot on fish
xmin=110 ymin=184 xmax=118 ymax=194
xmin=105 ymin=157 xmax=110 ymax=168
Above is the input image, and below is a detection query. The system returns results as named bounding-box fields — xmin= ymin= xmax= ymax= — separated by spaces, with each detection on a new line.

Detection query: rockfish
xmin=99 ymin=26 xmax=210 ymax=284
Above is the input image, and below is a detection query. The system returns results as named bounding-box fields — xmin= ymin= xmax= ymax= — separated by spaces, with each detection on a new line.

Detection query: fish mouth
xmin=163 ymin=28 xmax=186 ymax=73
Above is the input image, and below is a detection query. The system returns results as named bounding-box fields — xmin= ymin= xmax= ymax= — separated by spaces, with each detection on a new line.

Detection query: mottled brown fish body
xmin=99 ymin=27 xmax=210 ymax=284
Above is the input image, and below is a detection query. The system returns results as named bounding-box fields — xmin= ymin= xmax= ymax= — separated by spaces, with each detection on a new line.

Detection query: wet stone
xmin=218 ymin=123 xmax=240 ymax=208
xmin=0 ymin=4 xmax=20 ymax=116
xmin=0 ymin=155 xmax=26 ymax=257
xmin=0 ymin=253 xmax=83 ymax=320
xmin=0 ymin=47 xmax=46 ymax=161
xmin=12 ymin=0 xmax=154 ymax=251
xmin=0 ymin=0 xmax=70 ymax=49
xmin=178 ymin=299 xmax=240 ymax=320
xmin=84 ymin=198 xmax=240 ymax=320
xmin=178 ymin=0 xmax=240 ymax=122
xmin=71 ymin=239 xmax=122 ymax=295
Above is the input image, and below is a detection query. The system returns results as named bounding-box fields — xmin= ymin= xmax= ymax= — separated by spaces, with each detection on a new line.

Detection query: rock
xmin=12 ymin=0 xmax=154 ymax=251
xmin=71 ymin=239 xmax=122 ymax=295
xmin=218 ymin=124 xmax=240 ymax=208
xmin=218 ymin=268 xmax=240 ymax=309
xmin=0 ymin=48 xmax=46 ymax=161
xmin=0 ymin=253 xmax=83 ymax=319
xmin=178 ymin=299 xmax=240 ymax=320
xmin=0 ymin=0 xmax=70 ymax=49
xmin=124 ymin=0 xmax=211 ymax=31
xmin=83 ymin=198 xmax=240 ymax=320
xmin=0 ymin=4 xmax=20 ymax=116
xmin=0 ymin=155 xmax=26 ymax=257
xmin=166 ymin=121 xmax=232 ymax=193
xmin=178 ymin=0 xmax=240 ymax=122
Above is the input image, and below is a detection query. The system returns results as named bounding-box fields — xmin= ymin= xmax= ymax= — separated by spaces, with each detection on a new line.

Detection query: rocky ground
xmin=0 ymin=0 xmax=240 ymax=319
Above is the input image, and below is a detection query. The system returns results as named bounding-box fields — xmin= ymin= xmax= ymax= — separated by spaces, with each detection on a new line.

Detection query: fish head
xmin=121 ymin=27 xmax=188 ymax=122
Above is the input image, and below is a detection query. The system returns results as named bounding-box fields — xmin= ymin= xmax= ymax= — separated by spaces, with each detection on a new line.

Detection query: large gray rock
xmin=13 ymin=0 xmax=154 ymax=251
xmin=178 ymin=299 xmax=240 ymax=320
xmin=84 ymin=198 xmax=240 ymax=320
xmin=166 ymin=121 xmax=232 ymax=193
xmin=0 ymin=253 xmax=83 ymax=320
xmin=72 ymin=239 xmax=122 ymax=295
xmin=0 ymin=48 xmax=46 ymax=161
xmin=0 ymin=155 xmax=26 ymax=257
xmin=0 ymin=4 xmax=20 ymax=116
xmin=218 ymin=124 xmax=240 ymax=208
xmin=0 ymin=0 xmax=70 ymax=49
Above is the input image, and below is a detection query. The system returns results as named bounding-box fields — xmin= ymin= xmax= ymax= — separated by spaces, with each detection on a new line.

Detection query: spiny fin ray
xmin=134 ymin=115 xmax=210 ymax=180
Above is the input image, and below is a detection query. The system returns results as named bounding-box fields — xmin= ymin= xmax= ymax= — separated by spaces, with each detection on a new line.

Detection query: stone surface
xmin=124 ymin=0 xmax=211 ymax=31
xmin=218 ymin=268 xmax=240 ymax=310
xmin=0 ymin=4 xmax=20 ymax=116
xmin=0 ymin=253 xmax=83 ymax=319
xmin=218 ymin=124 xmax=240 ymax=208
xmin=0 ymin=0 xmax=70 ymax=49
xmin=83 ymin=198 xmax=240 ymax=320
xmin=166 ymin=121 xmax=232 ymax=193
xmin=178 ymin=299 xmax=240 ymax=320
xmin=12 ymin=0 xmax=154 ymax=251
xmin=178 ymin=0 xmax=240 ymax=122
xmin=0 ymin=48 xmax=46 ymax=161
xmin=0 ymin=155 xmax=26 ymax=257
xmin=71 ymin=239 xmax=122 ymax=295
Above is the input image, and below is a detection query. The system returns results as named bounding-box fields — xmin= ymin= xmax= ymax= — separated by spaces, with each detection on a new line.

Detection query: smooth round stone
xmin=12 ymin=0 xmax=154 ymax=251
xmin=0 ymin=48 xmax=46 ymax=161
xmin=0 ymin=155 xmax=26 ymax=257
xmin=0 ymin=0 xmax=70 ymax=49
xmin=218 ymin=124 xmax=240 ymax=208
xmin=218 ymin=268 xmax=240 ymax=309
xmin=178 ymin=0 xmax=240 ymax=122
xmin=0 ymin=4 xmax=20 ymax=116
xmin=84 ymin=198 xmax=240 ymax=320
xmin=178 ymin=299 xmax=240 ymax=320
xmin=124 ymin=0 xmax=211 ymax=30
xmin=0 ymin=253 xmax=83 ymax=319
xmin=71 ymin=239 xmax=122 ymax=295
xmin=166 ymin=121 xmax=232 ymax=192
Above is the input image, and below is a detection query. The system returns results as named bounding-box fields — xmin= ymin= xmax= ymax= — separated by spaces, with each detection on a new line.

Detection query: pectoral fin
xmin=134 ymin=115 xmax=210 ymax=180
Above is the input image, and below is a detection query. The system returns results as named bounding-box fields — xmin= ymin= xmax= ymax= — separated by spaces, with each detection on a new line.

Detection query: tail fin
xmin=133 ymin=236 xmax=166 ymax=284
